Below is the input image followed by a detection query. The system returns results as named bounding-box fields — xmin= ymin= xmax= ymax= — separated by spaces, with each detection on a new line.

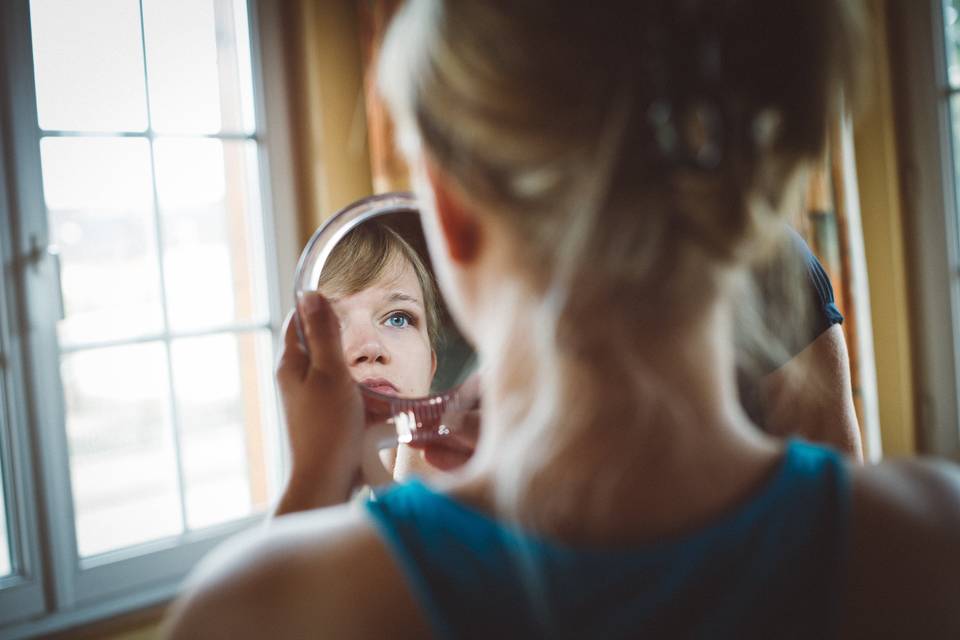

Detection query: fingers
xmin=297 ymin=292 xmax=350 ymax=382
xmin=282 ymin=307 xmax=306 ymax=355
xmin=423 ymin=445 xmax=472 ymax=472
xmin=276 ymin=309 xmax=308 ymax=386
xmin=276 ymin=293 xmax=350 ymax=388
xmin=360 ymin=423 xmax=397 ymax=487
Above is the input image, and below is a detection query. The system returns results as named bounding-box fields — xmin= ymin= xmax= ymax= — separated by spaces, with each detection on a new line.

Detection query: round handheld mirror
xmin=294 ymin=192 xmax=478 ymax=480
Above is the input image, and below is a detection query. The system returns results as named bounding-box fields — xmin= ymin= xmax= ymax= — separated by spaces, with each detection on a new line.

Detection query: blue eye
xmin=386 ymin=312 xmax=413 ymax=329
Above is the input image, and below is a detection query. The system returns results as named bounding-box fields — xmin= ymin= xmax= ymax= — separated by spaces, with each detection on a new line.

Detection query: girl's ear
xmin=425 ymin=161 xmax=482 ymax=265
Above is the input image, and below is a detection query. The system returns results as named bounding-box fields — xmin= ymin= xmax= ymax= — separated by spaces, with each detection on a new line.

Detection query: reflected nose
xmin=343 ymin=323 xmax=390 ymax=367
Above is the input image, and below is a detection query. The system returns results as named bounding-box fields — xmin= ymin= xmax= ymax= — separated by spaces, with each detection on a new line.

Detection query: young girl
xmin=168 ymin=1 xmax=960 ymax=637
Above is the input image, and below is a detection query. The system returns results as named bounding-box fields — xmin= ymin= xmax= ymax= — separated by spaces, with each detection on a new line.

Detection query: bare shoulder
xmin=852 ymin=457 xmax=960 ymax=522
xmin=164 ymin=502 xmax=429 ymax=639
xmin=760 ymin=325 xmax=863 ymax=459
xmin=841 ymin=459 xmax=960 ymax=637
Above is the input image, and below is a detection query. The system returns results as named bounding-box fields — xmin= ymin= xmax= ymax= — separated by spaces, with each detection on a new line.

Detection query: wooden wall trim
xmin=853 ymin=0 xmax=917 ymax=456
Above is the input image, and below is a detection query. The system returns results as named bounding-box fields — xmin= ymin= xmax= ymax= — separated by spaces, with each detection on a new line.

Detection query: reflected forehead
xmin=328 ymin=260 xmax=425 ymax=308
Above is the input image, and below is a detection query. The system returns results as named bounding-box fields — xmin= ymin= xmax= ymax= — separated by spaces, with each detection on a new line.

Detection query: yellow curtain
xmin=359 ymin=0 xmax=409 ymax=192
xmin=282 ymin=0 xmax=374 ymax=243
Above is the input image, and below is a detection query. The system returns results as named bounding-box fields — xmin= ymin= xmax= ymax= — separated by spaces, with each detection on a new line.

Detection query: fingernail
xmin=301 ymin=293 xmax=324 ymax=316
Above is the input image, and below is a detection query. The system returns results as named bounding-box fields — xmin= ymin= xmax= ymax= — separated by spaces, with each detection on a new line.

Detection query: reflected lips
xmin=361 ymin=377 xmax=399 ymax=396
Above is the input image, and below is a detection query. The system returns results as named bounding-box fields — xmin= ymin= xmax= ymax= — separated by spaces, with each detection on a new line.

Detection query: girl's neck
xmin=453 ymin=296 xmax=780 ymax=544
xmin=479 ymin=298 xmax=756 ymax=451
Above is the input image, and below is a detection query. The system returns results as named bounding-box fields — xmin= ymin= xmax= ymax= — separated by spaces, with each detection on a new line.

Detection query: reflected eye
xmin=385 ymin=311 xmax=415 ymax=329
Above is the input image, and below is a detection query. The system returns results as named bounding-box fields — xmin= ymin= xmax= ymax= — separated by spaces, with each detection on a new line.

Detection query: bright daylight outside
xmin=29 ymin=0 xmax=280 ymax=558
xmin=0 ymin=455 xmax=9 ymax=577
xmin=945 ymin=0 xmax=960 ymax=212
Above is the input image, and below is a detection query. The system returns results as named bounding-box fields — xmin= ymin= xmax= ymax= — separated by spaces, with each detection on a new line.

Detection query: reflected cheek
xmin=386 ymin=333 xmax=434 ymax=392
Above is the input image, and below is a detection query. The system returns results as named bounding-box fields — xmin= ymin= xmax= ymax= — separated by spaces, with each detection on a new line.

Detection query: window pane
xmin=30 ymin=0 xmax=148 ymax=132
xmin=172 ymin=331 xmax=277 ymax=530
xmin=143 ymin=0 xmax=256 ymax=134
xmin=41 ymin=137 xmax=165 ymax=346
xmin=63 ymin=343 xmax=183 ymax=557
xmin=951 ymin=95 xmax=960 ymax=230
xmin=946 ymin=0 xmax=960 ymax=88
xmin=154 ymin=138 xmax=268 ymax=331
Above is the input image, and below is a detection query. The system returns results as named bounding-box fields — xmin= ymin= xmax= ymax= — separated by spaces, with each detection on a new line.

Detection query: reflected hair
xmin=318 ymin=221 xmax=442 ymax=351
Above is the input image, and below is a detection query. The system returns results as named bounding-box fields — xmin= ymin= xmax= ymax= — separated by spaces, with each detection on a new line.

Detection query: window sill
xmin=2 ymin=586 xmax=172 ymax=640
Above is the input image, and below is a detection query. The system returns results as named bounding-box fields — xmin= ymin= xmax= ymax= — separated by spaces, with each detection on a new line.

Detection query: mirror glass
xmin=294 ymin=193 xmax=477 ymax=453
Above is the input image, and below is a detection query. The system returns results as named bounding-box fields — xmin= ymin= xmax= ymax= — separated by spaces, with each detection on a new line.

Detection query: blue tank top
xmin=365 ymin=440 xmax=850 ymax=639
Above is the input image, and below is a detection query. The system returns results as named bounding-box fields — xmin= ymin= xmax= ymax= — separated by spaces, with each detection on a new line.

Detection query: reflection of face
xmin=326 ymin=256 xmax=439 ymax=482
xmin=327 ymin=257 xmax=436 ymax=397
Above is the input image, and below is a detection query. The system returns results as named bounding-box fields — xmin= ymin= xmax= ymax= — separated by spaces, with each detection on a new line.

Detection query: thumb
xmin=297 ymin=292 xmax=347 ymax=374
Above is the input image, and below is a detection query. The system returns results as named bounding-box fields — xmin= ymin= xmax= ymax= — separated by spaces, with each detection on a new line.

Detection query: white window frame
xmin=898 ymin=0 xmax=960 ymax=458
xmin=0 ymin=0 xmax=299 ymax=635
xmin=0 ymin=90 xmax=47 ymax=629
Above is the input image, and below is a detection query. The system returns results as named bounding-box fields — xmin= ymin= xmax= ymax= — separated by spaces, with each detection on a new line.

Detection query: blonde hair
xmin=318 ymin=221 xmax=442 ymax=351
xmin=379 ymin=0 xmax=864 ymax=527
